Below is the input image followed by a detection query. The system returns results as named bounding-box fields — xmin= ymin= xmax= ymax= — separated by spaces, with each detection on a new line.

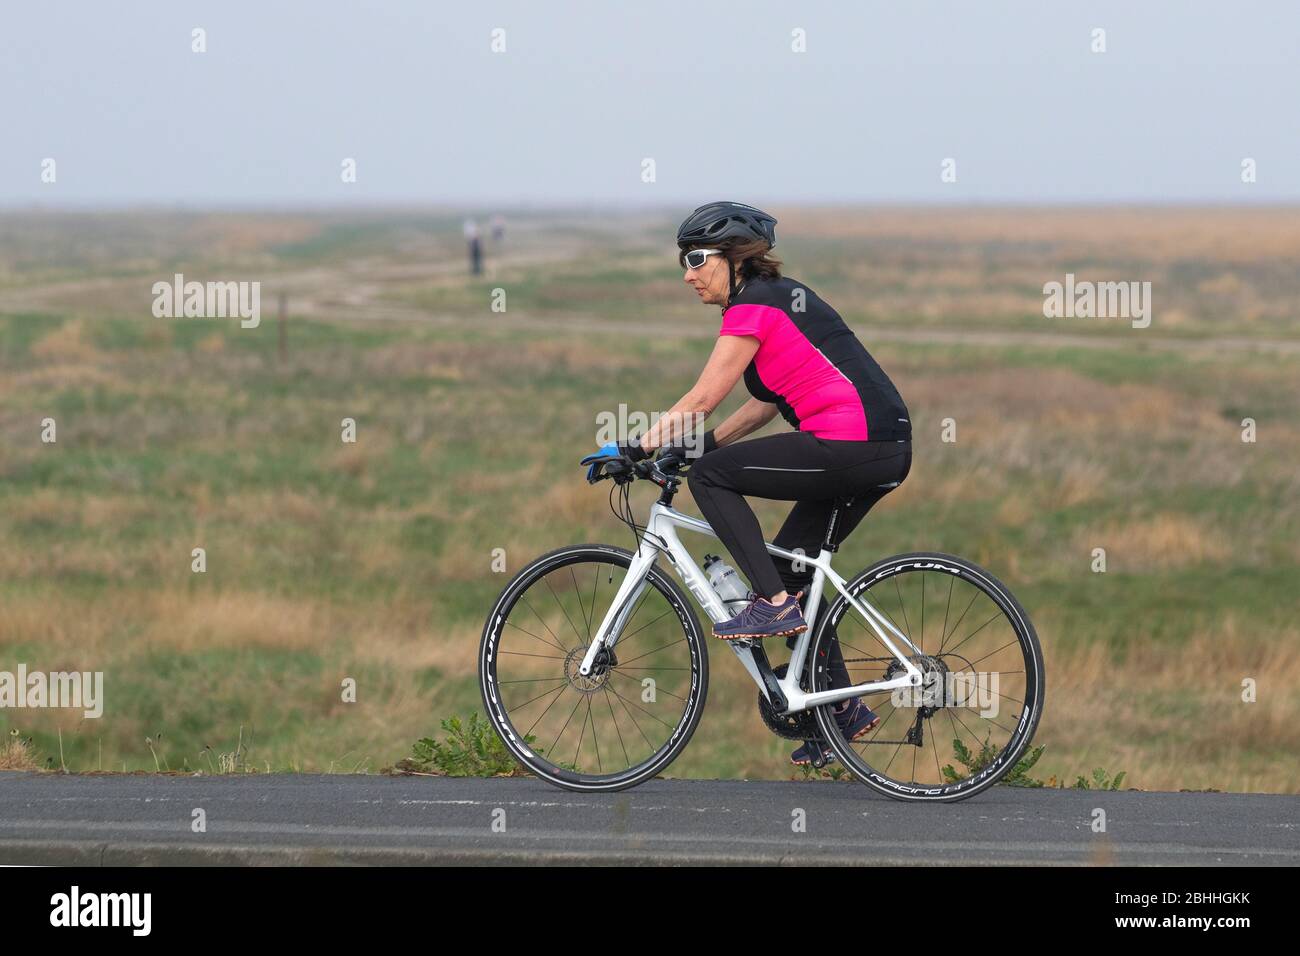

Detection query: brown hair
xmin=726 ymin=239 xmax=783 ymax=282
xmin=679 ymin=239 xmax=782 ymax=281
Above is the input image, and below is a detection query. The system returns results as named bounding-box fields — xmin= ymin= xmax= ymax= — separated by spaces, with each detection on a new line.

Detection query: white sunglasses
xmin=682 ymin=248 xmax=724 ymax=270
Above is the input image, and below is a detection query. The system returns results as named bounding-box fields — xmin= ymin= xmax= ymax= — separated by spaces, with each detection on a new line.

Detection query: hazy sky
xmin=3 ymin=1 xmax=1298 ymax=206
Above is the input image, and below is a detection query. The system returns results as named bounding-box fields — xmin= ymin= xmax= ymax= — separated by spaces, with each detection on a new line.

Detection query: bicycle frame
xmin=578 ymin=501 xmax=924 ymax=714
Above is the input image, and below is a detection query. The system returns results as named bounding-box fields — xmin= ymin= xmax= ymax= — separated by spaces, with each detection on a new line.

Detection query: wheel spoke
xmin=892 ymin=574 xmax=912 ymax=641
xmin=604 ymin=688 xmax=630 ymax=767
xmin=571 ymin=566 xmax=592 ymax=639
xmin=812 ymin=560 xmax=1040 ymax=799
xmin=609 ymin=668 xmax=687 ymax=703
xmin=944 ymin=609 xmax=1007 ymax=658
xmin=522 ymin=682 xmax=571 ymax=740
xmin=511 ymin=681 xmax=569 ymax=718
xmin=919 ymin=573 xmax=925 ymax=654
xmin=514 ymin=598 xmax=568 ymax=653
xmin=613 ymin=607 xmax=674 ymax=646
xmin=616 ymin=638 xmax=685 ymax=666
xmin=549 ymin=694 xmax=587 ymax=759
xmin=543 ymin=575 xmax=586 ymax=646
xmin=938 ymin=589 xmax=979 ymax=655
xmin=940 ymin=575 xmax=954 ymax=654
xmin=483 ymin=553 xmax=705 ymax=786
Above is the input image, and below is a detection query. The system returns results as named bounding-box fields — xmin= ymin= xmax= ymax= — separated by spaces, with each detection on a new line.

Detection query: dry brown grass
xmin=0 ymin=736 xmax=40 ymax=771
xmin=184 ymin=215 xmax=322 ymax=257
xmin=358 ymin=620 xmax=479 ymax=676
xmin=140 ymin=592 xmax=325 ymax=653
xmin=775 ymin=206 xmax=1300 ymax=263
xmin=763 ymin=206 xmax=1300 ymax=335
xmin=1 ymin=208 xmax=1296 ymax=787
xmin=1075 ymin=513 xmax=1232 ymax=571
xmin=30 ymin=319 xmax=104 ymax=362
xmin=435 ymin=531 xmax=499 ymax=584
xmin=1041 ymin=616 xmax=1300 ymax=792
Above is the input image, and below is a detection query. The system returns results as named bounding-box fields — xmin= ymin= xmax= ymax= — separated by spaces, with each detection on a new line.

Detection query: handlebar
xmin=591 ymin=449 xmax=689 ymax=488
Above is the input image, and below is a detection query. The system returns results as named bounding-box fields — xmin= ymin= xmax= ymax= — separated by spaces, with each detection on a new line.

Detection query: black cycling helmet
xmin=676 ymin=201 xmax=777 ymax=250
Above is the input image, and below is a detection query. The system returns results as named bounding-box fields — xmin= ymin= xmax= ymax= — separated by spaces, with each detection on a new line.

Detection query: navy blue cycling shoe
xmin=712 ymin=591 xmax=807 ymax=641
xmin=790 ymin=739 xmax=834 ymax=767
xmin=790 ymin=698 xmax=881 ymax=766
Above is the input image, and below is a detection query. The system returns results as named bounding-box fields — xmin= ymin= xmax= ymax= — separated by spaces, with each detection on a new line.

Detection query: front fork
xmin=577 ymin=547 xmax=656 ymax=678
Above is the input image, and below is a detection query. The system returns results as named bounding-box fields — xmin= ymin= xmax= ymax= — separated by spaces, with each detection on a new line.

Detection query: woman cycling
xmin=599 ymin=201 xmax=913 ymax=765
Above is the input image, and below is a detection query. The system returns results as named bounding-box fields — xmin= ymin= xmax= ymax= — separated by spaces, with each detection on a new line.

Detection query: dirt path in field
xmin=2 ymin=222 xmax=1297 ymax=356
xmin=0 ymin=218 xmax=588 ymax=320
xmin=361 ymin=307 xmax=1300 ymax=356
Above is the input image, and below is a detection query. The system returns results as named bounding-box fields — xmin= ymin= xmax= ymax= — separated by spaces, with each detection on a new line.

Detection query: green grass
xmin=1 ymin=209 xmax=1298 ymax=790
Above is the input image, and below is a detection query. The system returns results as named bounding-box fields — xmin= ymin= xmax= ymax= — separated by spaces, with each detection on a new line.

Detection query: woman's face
xmin=683 ymin=249 xmax=732 ymax=306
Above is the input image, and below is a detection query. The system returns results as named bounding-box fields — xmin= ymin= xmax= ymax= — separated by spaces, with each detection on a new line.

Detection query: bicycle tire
xmin=810 ymin=551 xmax=1045 ymax=803
xmin=479 ymin=544 xmax=709 ymax=792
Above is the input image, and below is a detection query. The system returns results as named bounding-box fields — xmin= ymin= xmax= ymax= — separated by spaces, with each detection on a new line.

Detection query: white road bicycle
xmin=479 ymin=450 xmax=1044 ymax=802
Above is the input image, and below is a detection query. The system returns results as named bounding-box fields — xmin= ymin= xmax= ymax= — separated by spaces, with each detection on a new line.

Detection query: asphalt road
xmin=1 ymin=772 xmax=1296 ymax=866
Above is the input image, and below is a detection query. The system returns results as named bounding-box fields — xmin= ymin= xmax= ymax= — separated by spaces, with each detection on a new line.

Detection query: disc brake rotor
xmin=563 ymin=646 xmax=615 ymax=694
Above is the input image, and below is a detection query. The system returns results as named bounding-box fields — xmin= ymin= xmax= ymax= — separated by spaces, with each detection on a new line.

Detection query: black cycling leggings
xmin=688 ymin=432 xmax=912 ymax=686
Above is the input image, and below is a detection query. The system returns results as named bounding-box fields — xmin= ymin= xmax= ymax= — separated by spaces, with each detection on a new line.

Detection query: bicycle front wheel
xmin=811 ymin=552 xmax=1044 ymax=802
xmin=479 ymin=544 xmax=709 ymax=792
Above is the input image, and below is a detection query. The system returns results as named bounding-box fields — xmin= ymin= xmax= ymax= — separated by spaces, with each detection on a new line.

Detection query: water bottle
xmin=703 ymin=554 xmax=749 ymax=615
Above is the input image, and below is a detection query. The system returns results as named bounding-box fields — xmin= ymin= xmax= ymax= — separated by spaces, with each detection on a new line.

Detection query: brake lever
xmin=605 ymin=457 xmax=635 ymax=482
xmin=585 ymin=455 xmax=626 ymax=485
xmin=589 ymin=455 xmax=678 ymax=487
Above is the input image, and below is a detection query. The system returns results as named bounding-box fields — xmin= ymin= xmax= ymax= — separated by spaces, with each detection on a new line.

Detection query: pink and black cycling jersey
xmin=718 ymin=277 xmax=911 ymax=442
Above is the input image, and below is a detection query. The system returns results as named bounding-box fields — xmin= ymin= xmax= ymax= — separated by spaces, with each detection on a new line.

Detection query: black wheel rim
xmin=483 ymin=552 xmax=704 ymax=785
xmin=814 ymin=557 xmax=1041 ymax=797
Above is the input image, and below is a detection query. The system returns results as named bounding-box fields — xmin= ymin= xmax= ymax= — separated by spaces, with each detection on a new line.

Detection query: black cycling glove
xmin=618 ymin=439 xmax=651 ymax=463
xmin=660 ymin=430 xmax=717 ymax=462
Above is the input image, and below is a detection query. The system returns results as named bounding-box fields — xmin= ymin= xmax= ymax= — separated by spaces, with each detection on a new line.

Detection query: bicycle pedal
xmin=807 ymin=743 xmax=832 ymax=769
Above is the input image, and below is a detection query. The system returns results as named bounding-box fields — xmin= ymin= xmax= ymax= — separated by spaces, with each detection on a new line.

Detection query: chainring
xmin=757 ymin=663 xmax=822 ymax=741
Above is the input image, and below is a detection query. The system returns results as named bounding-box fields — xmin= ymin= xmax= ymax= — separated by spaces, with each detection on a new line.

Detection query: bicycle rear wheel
xmin=810 ymin=552 xmax=1044 ymax=802
xmin=479 ymin=544 xmax=708 ymax=792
